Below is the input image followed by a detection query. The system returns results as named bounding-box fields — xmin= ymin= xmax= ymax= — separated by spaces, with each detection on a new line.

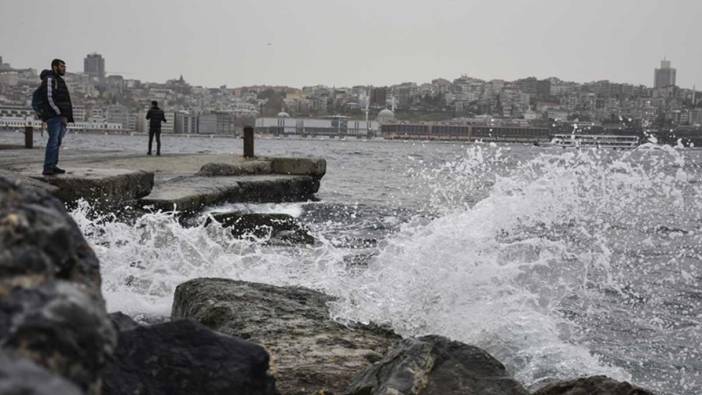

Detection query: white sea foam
xmin=71 ymin=144 xmax=701 ymax=393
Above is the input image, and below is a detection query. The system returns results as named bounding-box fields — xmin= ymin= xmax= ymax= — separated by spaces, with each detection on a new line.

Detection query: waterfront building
xmin=0 ymin=106 xmax=32 ymax=118
xmin=381 ymin=121 xmax=551 ymax=143
xmin=689 ymin=109 xmax=702 ymax=126
xmin=376 ymin=108 xmax=395 ymax=124
xmin=256 ymin=115 xmax=378 ymax=137
xmin=72 ymin=105 xmax=87 ymax=122
xmin=174 ymin=111 xmax=198 ymax=134
xmin=106 ymin=104 xmax=133 ymax=130
xmin=197 ymin=112 xmax=234 ymax=135
xmin=0 ymin=116 xmax=43 ymax=129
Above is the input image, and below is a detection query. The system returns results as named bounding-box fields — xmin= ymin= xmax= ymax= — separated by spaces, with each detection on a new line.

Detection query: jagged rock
xmin=197 ymin=161 xmax=272 ymax=176
xmin=0 ymin=174 xmax=103 ymax=296
xmin=0 ymin=281 xmax=116 ymax=394
xmin=206 ymin=211 xmax=315 ymax=244
xmin=172 ymin=278 xmax=400 ymax=395
xmin=108 ymin=312 xmax=140 ymax=332
xmin=532 ymin=375 xmax=654 ymax=395
xmin=345 ymin=335 xmax=529 ymax=395
xmin=0 ymin=353 xmax=83 ymax=395
xmin=102 ymin=319 xmax=279 ymax=395
xmin=0 ymin=174 xmax=116 ymax=394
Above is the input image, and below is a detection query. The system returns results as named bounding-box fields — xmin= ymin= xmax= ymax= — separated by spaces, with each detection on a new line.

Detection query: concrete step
xmin=140 ymin=174 xmax=320 ymax=212
xmin=23 ymin=167 xmax=154 ymax=209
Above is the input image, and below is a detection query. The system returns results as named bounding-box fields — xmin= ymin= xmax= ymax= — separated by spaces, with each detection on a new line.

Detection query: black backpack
xmin=31 ymin=78 xmax=54 ymax=121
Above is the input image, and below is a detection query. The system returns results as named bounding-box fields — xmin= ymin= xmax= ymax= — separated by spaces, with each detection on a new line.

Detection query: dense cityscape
xmin=0 ymin=53 xmax=700 ymax=140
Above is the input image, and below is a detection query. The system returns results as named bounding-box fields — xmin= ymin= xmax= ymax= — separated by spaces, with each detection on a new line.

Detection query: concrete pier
xmin=0 ymin=147 xmax=326 ymax=211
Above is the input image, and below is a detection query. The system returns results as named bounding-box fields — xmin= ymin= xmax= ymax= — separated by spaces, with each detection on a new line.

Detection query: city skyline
xmin=1 ymin=0 xmax=701 ymax=89
xmin=0 ymin=53 xmax=695 ymax=93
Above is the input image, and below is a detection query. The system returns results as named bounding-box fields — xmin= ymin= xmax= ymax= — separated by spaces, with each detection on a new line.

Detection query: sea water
xmin=2 ymin=132 xmax=699 ymax=394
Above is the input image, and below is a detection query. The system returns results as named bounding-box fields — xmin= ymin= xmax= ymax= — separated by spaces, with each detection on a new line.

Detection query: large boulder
xmin=345 ymin=335 xmax=529 ymax=395
xmin=0 ymin=353 xmax=83 ymax=395
xmin=532 ymin=376 xmax=653 ymax=395
xmin=108 ymin=311 xmax=140 ymax=332
xmin=172 ymin=278 xmax=400 ymax=394
xmin=0 ymin=174 xmax=103 ymax=295
xmin=0 ymin=174 xmax=116 ymax=394
xmin=206 ymin=211 xmax=315 ymax=244
xmin=0 ymin=280 xmax=116 ymax=394
xmin=102 ymin=319 xmax=279 ymax=395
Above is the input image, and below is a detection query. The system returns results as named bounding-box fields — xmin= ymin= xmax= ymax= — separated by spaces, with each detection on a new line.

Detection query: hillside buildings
xmin=1 ymin=54 xmax=700 ymax=135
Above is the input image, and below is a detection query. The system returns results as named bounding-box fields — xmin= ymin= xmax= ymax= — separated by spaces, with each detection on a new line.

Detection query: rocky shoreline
xmin=0 ymin=172 xmax=656 ymax=394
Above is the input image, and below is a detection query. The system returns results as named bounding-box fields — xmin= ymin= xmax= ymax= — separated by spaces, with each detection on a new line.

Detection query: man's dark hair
xmin=51 ymin=59 xmax=65 ymax=68
xmin=151 ymin=101 xmax=158 ymax=107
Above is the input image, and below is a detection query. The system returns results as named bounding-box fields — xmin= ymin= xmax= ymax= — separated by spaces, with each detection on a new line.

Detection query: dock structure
xmin=0 ymin=145 xmax=325 ymax=212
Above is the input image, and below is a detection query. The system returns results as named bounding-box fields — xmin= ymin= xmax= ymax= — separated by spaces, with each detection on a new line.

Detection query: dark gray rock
xmin=0 ymin=174 xmax=116 ymax=394
xmin=0 ymin=281 xmax=116 ymax=394
xmin=172 ymin=278 xmax=400 ymax=395
xmin=197 ymin=161 xmax=272 ymax=176
xmin=346 ymin=335 xmax=529 ymax=395
xmin=102 ymin=319 xmax=279 ymax=395
xmin=532 ymin=375 xmax=654 ymax=395
xmin=206 ymin=211 xmax=314 ymax=244
xmin=0 ymin=174 xmax=103 ymax=295
xmin=0 ymin=353 xmax=83 ymax=395
xmin=108 ymin=311 xmax=140 ymax=332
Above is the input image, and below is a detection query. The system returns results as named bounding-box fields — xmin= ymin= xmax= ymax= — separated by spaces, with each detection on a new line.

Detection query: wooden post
xmin=243 ymin=126 xmax=254 ymax=158
xmin=24 ymin=126 xmax=33 ymax=148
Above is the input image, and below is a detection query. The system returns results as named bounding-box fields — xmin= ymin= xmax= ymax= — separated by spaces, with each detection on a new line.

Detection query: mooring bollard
xmin=24 ymin=126 xmax=33 ymax=149
xmin=243 ymin=126 xmax=254 ymax=158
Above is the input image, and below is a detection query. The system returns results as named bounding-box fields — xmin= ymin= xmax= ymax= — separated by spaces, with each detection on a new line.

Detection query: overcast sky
xmin=1 ymin=0 xmax=700 ymax=89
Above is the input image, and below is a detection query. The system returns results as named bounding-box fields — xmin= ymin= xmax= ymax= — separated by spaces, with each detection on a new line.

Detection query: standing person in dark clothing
xmin=145 ymin=101 xmax=166 ymax=155
xmin=41 ymin=59 xmax=73 ymax=175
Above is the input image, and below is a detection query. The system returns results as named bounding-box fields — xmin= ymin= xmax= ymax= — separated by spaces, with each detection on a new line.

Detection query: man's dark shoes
xmin=147 ymin=152 xmax=152 ymax=155
xmin=42 ymin=167 xmax=65 ymax=176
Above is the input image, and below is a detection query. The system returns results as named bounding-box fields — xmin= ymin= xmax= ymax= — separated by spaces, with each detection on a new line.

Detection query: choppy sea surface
xmin=3 ymin=131 xmax=701 ymax=394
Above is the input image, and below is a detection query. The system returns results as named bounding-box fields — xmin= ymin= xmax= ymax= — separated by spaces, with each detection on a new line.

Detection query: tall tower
xmin=654 ymin=59 xmax=676 ymax=89
xmin=84 ymin=53 xmax=105 ymax=81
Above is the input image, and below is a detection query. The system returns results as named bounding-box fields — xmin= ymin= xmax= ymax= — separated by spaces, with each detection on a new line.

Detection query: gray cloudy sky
xmin=1 ymin=0 xmax=700 ymax=89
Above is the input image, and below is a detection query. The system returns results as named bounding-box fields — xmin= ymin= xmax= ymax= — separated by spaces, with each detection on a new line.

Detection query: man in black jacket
xmin=41 ymin=59 xmax=73 ymax=176
xmin=145 ymin=101 xmax=166 ymax=155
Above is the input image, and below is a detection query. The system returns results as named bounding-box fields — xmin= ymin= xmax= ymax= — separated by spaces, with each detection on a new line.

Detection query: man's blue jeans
xmin=43 ymin=116 xmax=67 ymax=171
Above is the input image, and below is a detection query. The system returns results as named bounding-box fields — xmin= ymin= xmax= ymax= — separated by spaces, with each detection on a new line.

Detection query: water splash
xmin=327 ymin=145 xmax=701 ymax=393
xmin=71 ymin=144 xmax=701 ymax=394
